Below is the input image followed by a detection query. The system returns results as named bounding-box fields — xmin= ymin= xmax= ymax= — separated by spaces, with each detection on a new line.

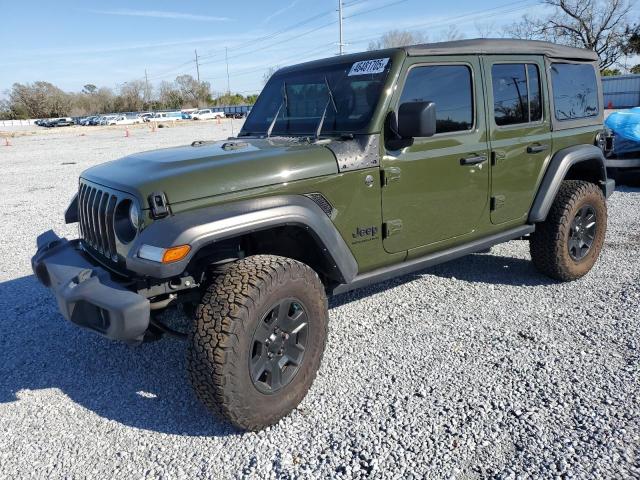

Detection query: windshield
xmin=240 ymin=57 xmax=392 ymax=137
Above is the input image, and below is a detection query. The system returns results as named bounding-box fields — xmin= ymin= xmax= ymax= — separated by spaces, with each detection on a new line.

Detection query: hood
xmin=82 ymin=138 xmax=339 ymax=206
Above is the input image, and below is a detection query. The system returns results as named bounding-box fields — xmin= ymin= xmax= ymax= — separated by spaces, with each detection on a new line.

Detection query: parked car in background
xmin=191 ymin=109 xmax=225 ymax=120
xmin=99 ymin=115 xmax=117 ymax=125
xmin=79 ymin=116 xmax=98 ymax=126
xmin=147 ymin=111 xmax=182 ymax=123
xmin=108 ymin=115 xmax=142 ymax=126
xmin=139 ymin=112 xmax=154 ymax=122
xmin=44 ymin=117 xmax=74 ymax=128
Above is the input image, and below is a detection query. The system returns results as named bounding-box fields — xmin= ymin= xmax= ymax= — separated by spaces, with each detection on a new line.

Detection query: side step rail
xmin=331 ymin=225 xmax=535 ymax=296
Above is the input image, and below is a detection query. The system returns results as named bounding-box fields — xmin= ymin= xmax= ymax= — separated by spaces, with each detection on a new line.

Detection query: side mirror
xmin=397 ymin=101 xmax=436 ymax=138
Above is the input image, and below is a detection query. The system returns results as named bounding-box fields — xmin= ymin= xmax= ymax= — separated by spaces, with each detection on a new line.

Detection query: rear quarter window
xmin=551 ymin=63 xmax=599 ymax=121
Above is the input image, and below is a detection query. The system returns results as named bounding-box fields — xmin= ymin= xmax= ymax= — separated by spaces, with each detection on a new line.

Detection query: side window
xmin=527 ymin=64 xmax=542 ymax=122
xmin=551 ymin=63 xmax=598 ymax=120
xmin=399 ymin=65 xmax=473 ymax=134
xmin=491 ymin=63 xmax=542 ymax=126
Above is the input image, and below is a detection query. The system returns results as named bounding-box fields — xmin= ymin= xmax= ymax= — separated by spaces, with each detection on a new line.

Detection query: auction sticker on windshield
xmin=348 ymin=58 xmax=389 ymax=76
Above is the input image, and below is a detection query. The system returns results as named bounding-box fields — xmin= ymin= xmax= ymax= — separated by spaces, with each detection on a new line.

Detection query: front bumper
xmin=31 ymin=230 xmax=150 ymax=343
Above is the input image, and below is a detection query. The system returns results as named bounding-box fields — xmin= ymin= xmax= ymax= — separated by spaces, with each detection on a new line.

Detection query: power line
xmin=343 ymin=0 xmax=410 ymax=20
xmin=198 ymin=8 xmax=336 ymax=62
xmin=142 ymin=0 xmax=538 ymax=92
xmin=199 ymin=19 xmax=337 ymax=67
xmin=346 ymin=0 xmax=536 ymax=47
xmin=201 ymin=43 xmax=335 ymax=82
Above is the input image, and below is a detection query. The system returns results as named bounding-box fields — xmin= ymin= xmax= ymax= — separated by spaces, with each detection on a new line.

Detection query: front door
xmin=381 ymin=56 xmax=490 ymax=254
xmin=482 ymin=55 xmax=552 ymax=224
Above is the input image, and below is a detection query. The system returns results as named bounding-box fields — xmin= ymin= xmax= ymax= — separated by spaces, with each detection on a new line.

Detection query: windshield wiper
xmin=266 ymin=81 xmax=288 ymax=138
xmin=315 ymin=76 xmax=338 ymax=140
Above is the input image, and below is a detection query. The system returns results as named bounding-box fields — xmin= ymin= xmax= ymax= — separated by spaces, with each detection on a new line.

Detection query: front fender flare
xmin=125 ymin=195 xmax=358 ymax=282
xmin=528 ymin=145 xmax=612 ymax=223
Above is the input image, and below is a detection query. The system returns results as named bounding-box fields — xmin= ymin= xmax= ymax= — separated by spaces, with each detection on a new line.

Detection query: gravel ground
xmin=0 ymin=123 xmax=639 ymax=479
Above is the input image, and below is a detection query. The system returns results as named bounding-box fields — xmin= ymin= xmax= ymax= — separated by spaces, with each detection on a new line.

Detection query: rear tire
xmin=529 ymin=180 xmax=607 ymax=281
xmin=187 ymin=255 xmax=328 ymax=431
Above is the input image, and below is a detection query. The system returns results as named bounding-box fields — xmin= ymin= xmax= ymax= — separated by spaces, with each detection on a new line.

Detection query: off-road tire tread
xmin=530 ymin=180 xmax=606 ymax=281
xmin=187 ymin=255 xmax=327 ymax=431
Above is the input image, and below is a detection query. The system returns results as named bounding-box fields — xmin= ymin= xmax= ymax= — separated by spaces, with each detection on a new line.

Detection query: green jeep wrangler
xmin=32 ymin=39 xmax=614 ymax=431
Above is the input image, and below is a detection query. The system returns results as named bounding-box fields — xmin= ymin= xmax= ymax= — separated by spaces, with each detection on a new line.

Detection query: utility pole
xmin=338 ymin=0 xmax=345 ymax=55
xmin=194 ymin=49 xmax=200 ymax=82
xmin=225 ymin=47 xmax=231 ymax=96
xmin=144 ymin=69 xmax=150 ymax=105
xmin=225 ymin=47 xmax=234 ymax=137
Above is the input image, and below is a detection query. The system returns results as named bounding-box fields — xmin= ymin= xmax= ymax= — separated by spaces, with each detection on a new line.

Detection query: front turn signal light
xmin=138 ymin=244 xmax=191 ymax=264
xmin=162 ymin=244 xmax=191 ymax=263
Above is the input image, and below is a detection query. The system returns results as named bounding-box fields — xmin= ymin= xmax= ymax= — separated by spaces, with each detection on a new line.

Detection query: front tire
xmin=187 ymin=255 xmax=328 ymax=431
xmin=530 ymin=180 xmax=607 ymax=281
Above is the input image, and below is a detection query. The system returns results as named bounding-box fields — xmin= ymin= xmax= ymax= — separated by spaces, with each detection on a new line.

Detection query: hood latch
xmin=148 ymin=191 xmax=170 ymax=219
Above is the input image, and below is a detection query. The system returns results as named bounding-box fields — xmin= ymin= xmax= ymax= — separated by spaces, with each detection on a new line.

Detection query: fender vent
xmin=304 ymin=193 xmax=335 ymax=218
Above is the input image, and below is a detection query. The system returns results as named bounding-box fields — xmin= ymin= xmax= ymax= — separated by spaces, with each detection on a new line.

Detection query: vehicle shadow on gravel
xmin=0 ymin=275 xmax=238 ymax=437
xmin=331 ymin=252 xmax=556 ymax=308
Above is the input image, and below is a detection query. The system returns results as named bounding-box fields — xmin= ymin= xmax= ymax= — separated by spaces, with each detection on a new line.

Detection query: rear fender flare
xmin=528 ymin=145 xmax=612 ymax=223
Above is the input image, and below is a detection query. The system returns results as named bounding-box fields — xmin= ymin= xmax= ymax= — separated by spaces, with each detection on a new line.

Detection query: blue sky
xmin=0 ymin=0 xmax=631 ymax=97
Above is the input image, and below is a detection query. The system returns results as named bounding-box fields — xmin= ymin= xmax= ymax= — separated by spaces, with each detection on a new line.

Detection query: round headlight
xmin=129 ymin=202 xmax=140 ymax=229
xmin=114 ymin=199 xmax=137 ymax=244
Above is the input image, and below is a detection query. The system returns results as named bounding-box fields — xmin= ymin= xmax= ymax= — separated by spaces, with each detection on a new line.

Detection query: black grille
xmin=304 ymin=193 xmax=335 ymax=217
xmin=78 ymin=181 xmax=120 ymax=261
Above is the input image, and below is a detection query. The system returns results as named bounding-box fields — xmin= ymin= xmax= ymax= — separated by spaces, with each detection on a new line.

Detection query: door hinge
xmin=490 ymin=195 xmax=506 ymax=211
xmin=381 ymin=166 xmax=401 ymax=186
xmin=383 ymin=219 xmax=403 ymax=238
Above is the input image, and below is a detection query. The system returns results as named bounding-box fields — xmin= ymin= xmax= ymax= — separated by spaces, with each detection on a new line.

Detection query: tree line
xmin=3 ymin=0 xmax=639 ymax=120
xmin=0 ymin=74 xmax=258 ymax=120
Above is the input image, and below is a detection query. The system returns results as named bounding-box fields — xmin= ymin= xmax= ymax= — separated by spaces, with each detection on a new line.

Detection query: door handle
xmin=526 ymin=144 xmax=548 ymax=154
xmin=460 ymin=155 xmax=488 ymax=166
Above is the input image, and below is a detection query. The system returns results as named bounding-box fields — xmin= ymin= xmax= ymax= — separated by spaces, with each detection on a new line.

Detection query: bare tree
xmin=368 ymin=30 xmax=427 ymax=50
xmin=262 ymin=66 xmax=280 ymax=86
xmin=159 ymin=81 xmax=183 ymax=109
xmin=474 ymin=21 xmax=497 ymax=39
xmin=439 ymin=25 xmax=465 ymax=42
xmin=175 ymin=75 xmax=211 ymax=107
xmin=504 ymin=0 xmax=632 ymax=69
xmin=8 ymin=81 xmax=71 ymax=118
xmin=119 ymin=80 xmax=146 ymax=112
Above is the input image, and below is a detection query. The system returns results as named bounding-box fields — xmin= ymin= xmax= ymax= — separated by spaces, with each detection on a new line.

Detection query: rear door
xmin=381 ymin=56 xmax=491 ymax=253
xmin=482 ymin=55 xmax=552 ymax=224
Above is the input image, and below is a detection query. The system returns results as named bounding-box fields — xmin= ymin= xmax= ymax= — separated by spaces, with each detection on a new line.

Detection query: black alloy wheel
xmin=249 ymin=298 xmax=309 ymax=394
xmin=568 ymin=204 xmax=597 ymax=261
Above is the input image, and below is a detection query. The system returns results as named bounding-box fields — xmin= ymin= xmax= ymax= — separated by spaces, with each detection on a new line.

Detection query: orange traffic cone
xmin=216 ymin=116 xmax=221 ymax=125
xmin=125 ymin=127 xmax=130 ymax=138
xmin=4 ymin=137 xmax=10 ymax=147
xmin=150 ymin=123 xmax=156 ymax=132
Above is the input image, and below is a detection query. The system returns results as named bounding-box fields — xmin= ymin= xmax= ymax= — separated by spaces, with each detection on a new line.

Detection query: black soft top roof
xmin=405 ymin=38 xmax=598 ymax=62
xmin=277 ymin=38 xmax=597 ymax=75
